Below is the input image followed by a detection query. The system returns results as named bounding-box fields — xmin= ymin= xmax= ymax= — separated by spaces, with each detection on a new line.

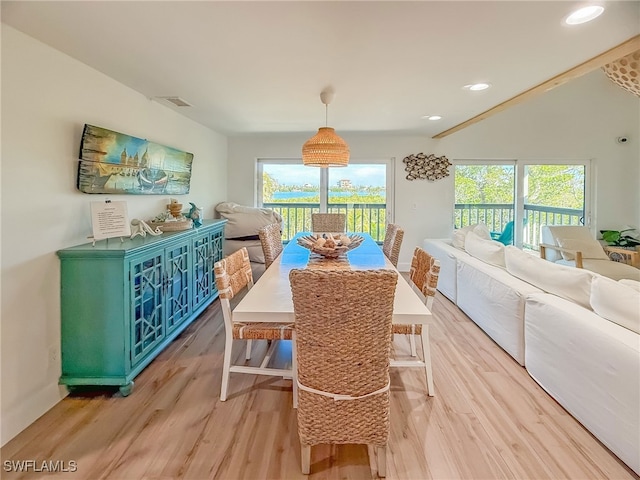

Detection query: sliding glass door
xmin=522 ymin=164 xmax=586 ymax=249
xmin=455 ymin=160 xmax=589 ymax=249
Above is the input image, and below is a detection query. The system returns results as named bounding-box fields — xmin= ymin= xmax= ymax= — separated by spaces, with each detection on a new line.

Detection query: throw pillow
xmin=452 ymin=223 xmax=491 ymax=250
xmin=504 ymin=246 xmax=595 ymax=309
xmin=452 ymin=224 xmax=475 ymax=249
xmin=465 ymin=231 xmax=506 ymax=267
xmin=473 ymin=223 xmax=492 ymax=240
xmin=591 ymin=275 xmax=640 ymax=334
xmin=556 ymin=237 xmax=608 ymax=261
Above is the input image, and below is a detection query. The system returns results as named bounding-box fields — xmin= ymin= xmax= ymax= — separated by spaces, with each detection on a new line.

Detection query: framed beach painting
xmin=77 ymin=124 xmax=194 ymax=195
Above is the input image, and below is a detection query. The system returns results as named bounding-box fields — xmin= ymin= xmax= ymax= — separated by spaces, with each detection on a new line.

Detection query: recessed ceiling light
xmin=422 ymin=115 xmax=442 ymax=121
xmin=565 ymin=5 xmax=604 ymax=25
xmin=463 ymin=83 xmax=491 ymax=91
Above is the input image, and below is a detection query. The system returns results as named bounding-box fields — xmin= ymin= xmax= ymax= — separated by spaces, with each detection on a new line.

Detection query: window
xmin=258 ymin=159 xmax=394 ymax=241
xmin=455 ymin=160 xmax=589 ymax=249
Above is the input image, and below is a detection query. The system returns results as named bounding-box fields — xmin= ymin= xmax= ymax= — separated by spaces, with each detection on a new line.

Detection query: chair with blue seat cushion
xmin=490 ymin=220 xmax=515 ymax=246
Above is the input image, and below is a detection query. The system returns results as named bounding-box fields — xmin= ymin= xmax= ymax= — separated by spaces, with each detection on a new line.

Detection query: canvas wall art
xmin=77 ymin=124 xmax=194 ymax=195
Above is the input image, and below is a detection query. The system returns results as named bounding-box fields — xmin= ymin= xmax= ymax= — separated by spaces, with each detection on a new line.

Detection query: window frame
xmin=256 ymin=157 xmax=395 ymax=219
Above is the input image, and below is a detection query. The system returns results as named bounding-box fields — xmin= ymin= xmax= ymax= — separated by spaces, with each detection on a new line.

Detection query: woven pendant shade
xmin=302 ymin=127 xmax=350 ymax=167
xmin=602 ymin=50 xmax=640 ymax=98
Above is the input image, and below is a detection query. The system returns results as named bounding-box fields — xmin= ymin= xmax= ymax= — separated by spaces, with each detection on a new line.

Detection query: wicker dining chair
xmin=391 ymin=247 xmax=439 ymax=396
xmin=214 ymin=247 xmax=293 ymax=401
xmin=311 ymin=213 xmax=346 ymax=233
xmin=382 ymin=224 xmax=404 ymax=267
xmin=257 ymin=222 xmax=283 ymax=269
xmin=289 ymin=269 xmax=398 ymax=477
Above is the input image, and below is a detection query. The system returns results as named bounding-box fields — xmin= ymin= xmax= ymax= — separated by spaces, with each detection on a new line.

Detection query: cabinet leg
xmin=119 ymin=381 xmax=134 ymax=397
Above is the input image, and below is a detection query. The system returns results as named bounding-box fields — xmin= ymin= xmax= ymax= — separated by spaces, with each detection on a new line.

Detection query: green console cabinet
xmin=57 ymin=219 xmax=226 ymax=396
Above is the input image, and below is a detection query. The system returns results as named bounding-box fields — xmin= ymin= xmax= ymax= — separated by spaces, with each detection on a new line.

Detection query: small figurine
xmin=187 ymin=202 xmax=203 ymax=227
xmin=130 ymin=219 xmax=163 ymax=239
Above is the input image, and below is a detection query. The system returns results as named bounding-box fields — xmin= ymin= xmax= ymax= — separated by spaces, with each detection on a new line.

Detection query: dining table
xmin=232 ymin=232 xmax=434 ymax=395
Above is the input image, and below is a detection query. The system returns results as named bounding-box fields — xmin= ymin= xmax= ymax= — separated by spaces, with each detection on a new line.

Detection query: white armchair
xmin=540 ymin=226 xmax=640 ymax=281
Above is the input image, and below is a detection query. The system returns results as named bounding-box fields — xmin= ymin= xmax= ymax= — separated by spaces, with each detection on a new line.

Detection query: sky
xmin=264 ymin=164 xmax=386 ymax=187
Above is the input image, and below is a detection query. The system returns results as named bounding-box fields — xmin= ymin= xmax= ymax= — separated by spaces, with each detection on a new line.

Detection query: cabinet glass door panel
xmin=165 ymin=243 xmax=191 ymax=334
xmin=130 ymin=254 xmax=165 ymax=366
xmin=211 ymin=229 xmax=224 ymax=265
xmin=192 ymin=233 xmax=212 ymax=310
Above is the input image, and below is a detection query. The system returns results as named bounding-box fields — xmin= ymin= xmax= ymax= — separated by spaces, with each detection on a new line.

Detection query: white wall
xmin=0 ymin=26 xmax=228 ymax=445
xmin=228 ymin=70 xmax=639 ymax=270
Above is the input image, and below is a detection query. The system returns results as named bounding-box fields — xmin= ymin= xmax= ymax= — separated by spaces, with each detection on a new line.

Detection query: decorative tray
xmin=149 ymin=219 xmax=193 ymax=232
xmin=297 ymin=234 xmax=364 ymax=258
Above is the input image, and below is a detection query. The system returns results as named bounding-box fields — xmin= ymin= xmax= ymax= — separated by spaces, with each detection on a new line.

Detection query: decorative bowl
xmin=297 ymin=234 xmax=364 ymax=258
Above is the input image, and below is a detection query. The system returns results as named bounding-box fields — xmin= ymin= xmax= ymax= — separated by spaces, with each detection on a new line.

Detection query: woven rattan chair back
xmin=214 ymin=247 xmax=292 ymax=401
xmin=311 ymin=213 xmax=346 ymax=233
xmin=382 ymin=224 xmax=404 ymax=267
xmin=289 ymin=268 xmax=398 ymax=476
xmin=214 ymin=247 xmax=253 ymax=303
xmin=382 ymin=224 xmax=398 ymax=258
xmin=408 ymin=247 xmax=441 ymax=310
xmin=258 ymin=222 xmax=283 ymax=269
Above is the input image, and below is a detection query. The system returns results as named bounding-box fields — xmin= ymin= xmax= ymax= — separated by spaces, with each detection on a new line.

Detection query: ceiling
xmin=2 ymin=1 xmax=639 ymax=137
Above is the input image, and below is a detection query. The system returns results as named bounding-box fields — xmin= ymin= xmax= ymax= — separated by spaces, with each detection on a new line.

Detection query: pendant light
xmin=302 ymin=88 xmax=350 ymax=167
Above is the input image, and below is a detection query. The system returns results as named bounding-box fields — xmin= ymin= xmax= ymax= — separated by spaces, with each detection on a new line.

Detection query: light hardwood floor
xmin=2 ymin=273 xmax=637 ymax=479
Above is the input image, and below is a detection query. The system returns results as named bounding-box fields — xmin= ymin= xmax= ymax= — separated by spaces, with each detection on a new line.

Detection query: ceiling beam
xmin=433 ymin=34 xmax=640 ymax=139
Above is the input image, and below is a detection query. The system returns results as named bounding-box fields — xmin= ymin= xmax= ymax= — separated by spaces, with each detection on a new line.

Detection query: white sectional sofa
xmin=424 ymin=229 xmax=640 ymax=475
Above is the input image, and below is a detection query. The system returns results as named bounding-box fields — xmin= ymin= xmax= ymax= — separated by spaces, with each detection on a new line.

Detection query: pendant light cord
xmin=325 ymin=104 xmax=329 ymax=127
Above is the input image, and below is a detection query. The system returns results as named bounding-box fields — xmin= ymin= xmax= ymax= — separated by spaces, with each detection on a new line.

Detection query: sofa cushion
xmin=504 ymin=246 xmax=594 ymax=309
xmin=423 ymin=238 xmax=470 ymax=303
xmin=456 ymin=255 xmax=542 ymax=365
xmin=215 ymin=202 xmax=282 ymax=239
xmin=452 ymin=223 xmax=491 ymax=250
xmin=524 ymin=292 xmax=640 ymax=476
xmin=556 ymin=237 xmax=609 ymax=260
xmin=620 ymin=279 xmax=640 ymax=292
xmin=591 ymin=276 xmax=640 ymax=334
xmin=464 ymin=231 xmax=506 ymax=267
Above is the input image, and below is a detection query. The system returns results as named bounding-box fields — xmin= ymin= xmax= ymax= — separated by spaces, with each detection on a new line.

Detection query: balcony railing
xmin=263 ymin=203 xmax=387 ymax=242
xmin=263 ymin=201 xmax=582 ymax=249
xmin=455 ymin=203 xmax=584 ymax=249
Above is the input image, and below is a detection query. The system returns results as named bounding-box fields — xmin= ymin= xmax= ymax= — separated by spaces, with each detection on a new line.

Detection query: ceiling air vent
xmin=156 ymin=96 xmax=193 ymax=107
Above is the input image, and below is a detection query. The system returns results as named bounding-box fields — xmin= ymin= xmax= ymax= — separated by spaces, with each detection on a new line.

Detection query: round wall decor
xmin=402 ymin=153 xmax=451 ymax=181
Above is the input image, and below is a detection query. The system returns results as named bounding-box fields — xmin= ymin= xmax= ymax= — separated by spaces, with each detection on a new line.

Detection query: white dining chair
xmin=214 ymin=247 xmax=293 ymax=401
xmin=391 ymin=246 xmax=439 ymax=396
